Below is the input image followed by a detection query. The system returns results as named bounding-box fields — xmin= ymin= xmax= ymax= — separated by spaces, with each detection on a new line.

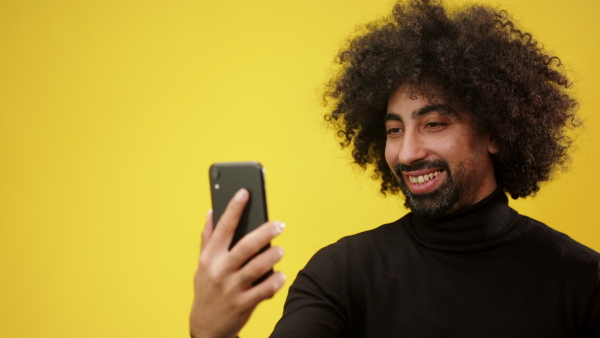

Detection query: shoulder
xmin=287 ymin=216 xmax=413 ymax=308
xmin=515 ymin=215 xmax=600 ymax=334
xmin=515 ymin=214 xmax=600 ymax=263
xmin=311 ymin=215 xmax=412 ymax=261
xmin=512 ymin=214 xmax=600 ymax=289
xmin=299 ymin=215 xmax=415 ymax=283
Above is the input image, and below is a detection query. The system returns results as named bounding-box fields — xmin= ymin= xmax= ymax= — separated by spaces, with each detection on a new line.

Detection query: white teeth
xmin=408 ymin=171 xmax=441 ymax=185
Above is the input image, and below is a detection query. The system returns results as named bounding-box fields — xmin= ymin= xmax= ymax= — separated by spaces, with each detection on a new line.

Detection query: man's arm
xmin=189 ymin=189 xmax=286 ymax=338
xmin=270 ymin=242 xmax=348 ymax=337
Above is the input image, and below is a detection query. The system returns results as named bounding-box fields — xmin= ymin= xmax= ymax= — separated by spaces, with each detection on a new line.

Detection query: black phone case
xmin=209 ymin=161 xmax=269 ymax=249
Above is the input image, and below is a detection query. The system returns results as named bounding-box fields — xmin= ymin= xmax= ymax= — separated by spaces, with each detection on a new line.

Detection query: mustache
xmin=394 ymin=159 xmax=450 ymax=175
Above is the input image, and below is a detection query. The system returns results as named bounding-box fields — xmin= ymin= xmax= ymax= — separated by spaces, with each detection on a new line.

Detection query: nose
xmin=397 ymin=129 xmax=428 ymax=166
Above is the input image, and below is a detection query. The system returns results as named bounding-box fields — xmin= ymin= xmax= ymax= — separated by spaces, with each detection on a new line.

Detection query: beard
xmin=395 ymin=157 xmax=485 ymax=219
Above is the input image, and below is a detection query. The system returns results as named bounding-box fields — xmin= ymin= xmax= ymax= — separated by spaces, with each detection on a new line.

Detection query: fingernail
xmin=276 ymin=246 xmax=284 ymax=257
xmin=277 ymin=273 xmax=287 ymax=288
xmin=274 ymin=221 xmax=286 ymax=234
xmin=235 ymin=189 xmax=248 ymax=201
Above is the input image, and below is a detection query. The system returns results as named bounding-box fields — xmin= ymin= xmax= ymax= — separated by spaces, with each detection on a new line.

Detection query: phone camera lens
xmin=210 ymin=167 xmax=220 ymax=179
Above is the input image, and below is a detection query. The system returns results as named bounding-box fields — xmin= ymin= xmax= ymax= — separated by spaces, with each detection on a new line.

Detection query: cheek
xmin=440 ymin=144 xmax=462 ymax=160
xmin=434 ymin=135 xmax=474 ymax=162
xmin=384 ymin=141 xmax=398 ymax=169
xmin=444 ymin=137 xmax=491 ymax=169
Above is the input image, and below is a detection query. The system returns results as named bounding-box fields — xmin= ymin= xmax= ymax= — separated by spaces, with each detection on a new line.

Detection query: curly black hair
xmin=324 ymin=0 xmax=579 ymax=199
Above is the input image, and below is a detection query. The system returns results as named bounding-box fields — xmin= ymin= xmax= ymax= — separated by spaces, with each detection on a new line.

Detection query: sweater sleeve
xmin=269 ymin=242 xmax=348 ymax=338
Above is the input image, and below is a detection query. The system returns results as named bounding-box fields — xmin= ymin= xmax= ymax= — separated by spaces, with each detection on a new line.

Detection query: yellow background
xmin=1 ymin=0 xmax=599 ymax=337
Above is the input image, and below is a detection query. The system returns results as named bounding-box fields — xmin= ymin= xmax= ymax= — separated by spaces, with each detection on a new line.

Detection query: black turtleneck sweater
xmin=270 ymin=190 xmax=600 ymax=337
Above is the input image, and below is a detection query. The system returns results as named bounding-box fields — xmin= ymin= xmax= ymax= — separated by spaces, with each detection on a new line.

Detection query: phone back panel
xmin=209 ymin=162 xmax=269 ymax=249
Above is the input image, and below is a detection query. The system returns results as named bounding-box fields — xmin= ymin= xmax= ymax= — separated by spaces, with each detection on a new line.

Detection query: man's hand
xmin=190 ymin=189 xmax=286 ymax=338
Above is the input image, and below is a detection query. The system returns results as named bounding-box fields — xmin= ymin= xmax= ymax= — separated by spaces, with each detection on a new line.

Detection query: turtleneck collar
xmin=407 ymin=188 xmax=519 ymax=252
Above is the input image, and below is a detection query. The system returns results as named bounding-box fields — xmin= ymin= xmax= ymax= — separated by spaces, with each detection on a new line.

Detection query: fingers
xmin=237 ymin=245 xmax=284 ymax=286
xmin=200 ymin=210 xmax=214 ymax=253
xmin=225 ymin=221 xmax=285 ymax=272
xmin=238 ymin=271 xmax=286 ymax=309
xmin=191 ymin=187 xmax=286 ymax=338
xmin=199 ymin=188 xmax=286 ymax=284
xmin=205 ymin=189 xmax=249 ymax=254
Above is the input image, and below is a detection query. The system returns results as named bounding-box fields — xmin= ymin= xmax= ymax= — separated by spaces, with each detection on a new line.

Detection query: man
xmin=190 ymin=0 xmax=600 ymax=337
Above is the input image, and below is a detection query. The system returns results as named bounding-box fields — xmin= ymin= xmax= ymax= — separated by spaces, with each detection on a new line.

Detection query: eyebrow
xmin=383 ymin=104 xmax=455 ymax=123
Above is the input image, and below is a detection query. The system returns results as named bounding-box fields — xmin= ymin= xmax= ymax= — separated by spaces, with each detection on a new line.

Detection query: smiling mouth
xmin=406 ymin=170 xmax=443 ymax=184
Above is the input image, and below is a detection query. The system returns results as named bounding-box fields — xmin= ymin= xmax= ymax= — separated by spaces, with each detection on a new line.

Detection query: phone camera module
xmin=210 ymin=167 xmax=220 ymax=180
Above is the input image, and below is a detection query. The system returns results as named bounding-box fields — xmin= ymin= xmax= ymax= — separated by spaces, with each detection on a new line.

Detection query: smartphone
xmin=209 ymin=161 xmax=269 ymax=250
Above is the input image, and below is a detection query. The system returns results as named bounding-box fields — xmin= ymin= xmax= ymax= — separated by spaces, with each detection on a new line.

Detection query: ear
xmin=486 ymin=133 xmax=500 ymax=155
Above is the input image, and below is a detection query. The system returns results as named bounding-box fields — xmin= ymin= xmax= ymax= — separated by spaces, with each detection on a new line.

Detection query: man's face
xmin=384 ymin=86 xmax=499 ymax=218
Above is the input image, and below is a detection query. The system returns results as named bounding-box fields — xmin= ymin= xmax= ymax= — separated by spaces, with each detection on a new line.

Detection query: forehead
xmin=386 ymin=85 xmax=469 ymax=122
xmin=388 ymin=85 xmax=446 ymax=112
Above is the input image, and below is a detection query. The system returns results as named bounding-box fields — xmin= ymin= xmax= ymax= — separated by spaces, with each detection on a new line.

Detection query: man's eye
xmin=387 ymin=127 xmax=402 ymax=135
xmin=426 ymin=122 xmax=446 ymax=129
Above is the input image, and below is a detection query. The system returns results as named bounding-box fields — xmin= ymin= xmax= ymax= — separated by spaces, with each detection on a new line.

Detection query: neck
xmin=408 ymin=187 xmax=519 ymax=252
